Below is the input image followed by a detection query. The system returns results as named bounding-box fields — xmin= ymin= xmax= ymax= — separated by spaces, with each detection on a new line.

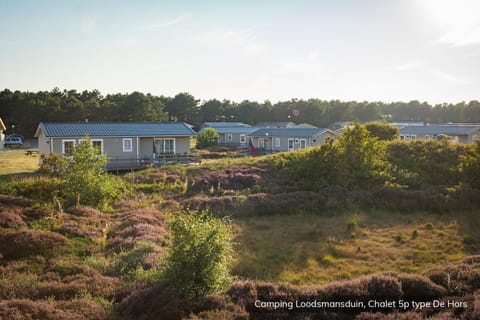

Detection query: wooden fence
xmin=105 ymin=154 xmax=201 ymax=171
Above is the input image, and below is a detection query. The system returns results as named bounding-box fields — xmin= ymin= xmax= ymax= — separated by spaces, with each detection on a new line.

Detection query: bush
xmin=0 ymin=230 xmax=68 ymax=260
xmin=196 ymin=128 xmax=219 ymax=149
xmin=162 ymin=211 xmax=233 ymax=299
xmin=63 ymin=138 xmax=125 ymax=210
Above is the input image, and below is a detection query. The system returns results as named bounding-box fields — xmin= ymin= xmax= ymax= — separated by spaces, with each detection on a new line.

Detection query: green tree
xmin=162 ymin=211 xmax=233 ymax=299
xmin=365 ymin=123 xmax=399 ymax=141
xmin=459 ymin=141 xmax=480 ymax=189
xmin=196 ymin=127 xmax=219 ymax=149
xmin=336 ymin=123 xmax=391 ymax=188
xmin=63 ymin=138 xmax=124 ymax=209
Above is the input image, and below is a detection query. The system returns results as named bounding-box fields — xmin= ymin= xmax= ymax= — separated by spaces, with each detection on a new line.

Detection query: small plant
xmin=196 ymin=128 xmax=219 ymax=149
xmin=411 ymin=229 xmax=419 ymax=239
xmin=162 ymin=211 xmax=233 ymax=299
xmin=347 ymin=220 xmax=358 ymax=232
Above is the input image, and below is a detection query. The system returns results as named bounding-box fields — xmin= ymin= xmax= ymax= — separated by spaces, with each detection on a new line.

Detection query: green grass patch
xmin=232 ymin=211 xmax=477 ymax=285
xmin=0 ymin=149 xmax=39 ymax=177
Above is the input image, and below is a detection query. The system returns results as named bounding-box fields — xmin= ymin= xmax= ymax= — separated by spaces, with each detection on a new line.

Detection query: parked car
xmin=4 ymin=136 xmax=23 ymax=147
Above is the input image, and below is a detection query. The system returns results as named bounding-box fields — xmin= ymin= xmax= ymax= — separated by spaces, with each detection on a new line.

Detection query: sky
xmin=0 ymin=0 xmax=479 ymax=104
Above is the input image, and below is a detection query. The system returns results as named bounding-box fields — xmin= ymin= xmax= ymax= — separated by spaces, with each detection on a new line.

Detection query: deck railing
xmin=105 ymin=154 xmax=201 ymax=171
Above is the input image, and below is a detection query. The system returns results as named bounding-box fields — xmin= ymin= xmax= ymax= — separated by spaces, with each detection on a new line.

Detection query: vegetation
xmin=0 ymin=150 xmax=39 ymax=176
xmin=162 ymin=211 xmax=233 ymax=299
xmin=2 ymin=88 xmax=480 ymax=138
xmin=62 ymin=138 xmax=125 ymax=209
xmin=365 ymin=122 xmax=399 ymax=140
xmin=196 ymin=127 xmax=219 ymax=149
xmin=1 ymin=124 xmax=480 ymax=319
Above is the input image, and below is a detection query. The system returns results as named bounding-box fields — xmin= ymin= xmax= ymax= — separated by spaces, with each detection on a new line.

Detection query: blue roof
xmin=249 ymin=128 xmax=332 ymax=137
xmin=201 ymin=122 xmax=250 ymax=128
xmin=255 ymin=121 xmax=296 ymax=128
xmin=399 ymin=125 xmax=480 ymax=135
xmin=198 ymin=126 xmax=258 ymax=135
xmin=35 ymin=122 xmax=197 ymax=137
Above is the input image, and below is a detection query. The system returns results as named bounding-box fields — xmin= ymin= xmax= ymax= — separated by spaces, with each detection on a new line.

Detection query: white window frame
xmin=258 ymin=138 xmax=265 ymax=148
xmin=240 ymin=134 xmax=246 ymax=144
xmin=123 ymin=138 xmax=133 ymax=152
xmin=79 ymin=138 xmax=104 ymax=155
xmin=288 ymin=138 xmax=294 ymax=151
xmin=227 ymin=133 xmax=233 ymax=141
xmin=275 ymin=137 xmax=281 ymax=148
xmin=300 ymin=139 xmax=307 ymax=149
xmin=62 ymin=139 xmax=76 ymax=157
xmin=154 ymin=138 xmax=176 ymax=154
xmin=91 ymin=139 xmax=104 ymax=155
xmin=425 ymin=134 xmax=431 ymax=140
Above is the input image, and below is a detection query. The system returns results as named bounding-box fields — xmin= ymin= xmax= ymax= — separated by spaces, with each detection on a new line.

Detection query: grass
xmin=231 ymin=210 xmax=477 ymax=285
xmin=0 ymin=149 xmax=39 ymax=176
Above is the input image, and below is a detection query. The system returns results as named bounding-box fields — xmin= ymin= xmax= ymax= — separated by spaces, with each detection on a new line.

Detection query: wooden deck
xmin=105 ymin=154 xmax=201 ymax=171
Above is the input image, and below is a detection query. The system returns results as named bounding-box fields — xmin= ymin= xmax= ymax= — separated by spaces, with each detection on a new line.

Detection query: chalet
xmin=200 ymin=122 xmax=250 ymax=129
xmin=399 ymin=124 xmax=480 ymax=143
xmin=248 ymin=128 xmax=336 ymax=153
xmin=198 ymin=126 xmax=258 ymax=147
xmin=0 ymin=117 xmax=5 ymax=150
xmin=295 ymin=123 xmax=318 ymax=129
xmin=34 ymin=122 xmax=197 ymax=169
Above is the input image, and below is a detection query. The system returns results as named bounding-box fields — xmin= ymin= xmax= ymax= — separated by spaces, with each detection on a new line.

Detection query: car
xmin=4 ymin=136 xmax=23 ymax=147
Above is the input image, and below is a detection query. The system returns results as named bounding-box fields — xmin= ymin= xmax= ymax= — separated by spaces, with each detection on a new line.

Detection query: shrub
xmin=196 ymin=128 xmax=219 ymax=149
xmin=364 ymin=123 xmax=399 ymax=141
xmin=0 ymin=230 xmax=68 ymax=260
xmin=39 ymin=152 xmax=67 ymax=176
xmin=162 ymin=211 xmax=233 ymax=299
xmin=63 ymin=138 xmax=125 ymax=210
xmin=0 ymin=209 xmax=26 ymax=228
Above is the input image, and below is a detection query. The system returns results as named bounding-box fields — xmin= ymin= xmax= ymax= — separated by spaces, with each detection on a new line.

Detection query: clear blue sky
xmin=0 ymin=0 xmax=479 ymax=103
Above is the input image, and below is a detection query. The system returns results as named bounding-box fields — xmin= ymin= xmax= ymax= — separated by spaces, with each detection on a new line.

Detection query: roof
xmin=255 ymin=121 xmax=296 ymax=128
xmin=35 ymin=122 xmax=197 ymax=138
xmin=198 ymin=126 xmax=259 ymax=135
xmin=399 ymin=125 xmax=480 ymax=135
xmin=295 ymin=123 xmax=318 ymax=128
xmin=249 ymin=128 xmax=333 ymax=138
xmin=201 ymin=122 xmax=250 ymax=128
xmin=0 ymin=117 xmax=5 ymax=132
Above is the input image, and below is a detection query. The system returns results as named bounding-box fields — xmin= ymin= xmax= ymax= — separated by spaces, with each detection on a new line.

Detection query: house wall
xmin=218 ymin=133 xmax=248 ymax=146
xmin=250 ymin=131 xmax=335 ymax=152
xmin=399 ymin=131 xmax=477 ymax=143
xmin=42 ymin=136 xmax=190 ymax=161
xmin=0 ymin=132 xmax=4 ymax=150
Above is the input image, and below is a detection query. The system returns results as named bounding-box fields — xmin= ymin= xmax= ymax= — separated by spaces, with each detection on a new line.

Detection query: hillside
xmin=1 ymin=133 xmax=480 ymax=319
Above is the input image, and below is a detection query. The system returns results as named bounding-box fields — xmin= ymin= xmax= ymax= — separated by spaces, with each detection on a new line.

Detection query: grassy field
xmin=0 ymin=149 xmax=39 ymax=176
xmin=232 ymin=210 xmax=479 ymax=285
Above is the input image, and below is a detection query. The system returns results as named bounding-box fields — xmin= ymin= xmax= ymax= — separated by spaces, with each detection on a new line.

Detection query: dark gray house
xmin=34 ymin=122 xmax=197 ymax=169
xmin=399 ymin=124 xmax=480 ymax=143
xmin=248 ymin=128 xmax=336 ymax=152
xmin=198 ymin=126 xmax=258 ymax=147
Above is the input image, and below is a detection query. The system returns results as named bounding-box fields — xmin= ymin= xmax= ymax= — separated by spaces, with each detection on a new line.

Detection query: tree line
xmin=1 ymin=88 xmax=480 ymax=137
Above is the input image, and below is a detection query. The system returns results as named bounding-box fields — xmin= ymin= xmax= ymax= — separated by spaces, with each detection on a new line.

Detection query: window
xmin=240 ymin=134 xmax=246 ymax=143
xmin=154 ymin=138 xmax=175 ymax=154
xmin=399 ymin=135 xmax=405 ymax=140
xmin=78 ymin=138 xmax=103 ymax=155
xmin=425 ymin=135 xmax=431 ymax=140
xmin=258 ymin=138 xmax=265 ymax=148
xmin=62 ymin=139 xmax=75 ymax=157
xmin=300 ymin=139 xmax=307 ymax=149
xmin=288 ymin=139 xmax=294 ymax=151
xmin=123 ymin=138 xmax=133 ymax=152
xmin=473 ymin=134 xmax=479 ymax=141
xmin=227 ymin=134 xmax=233 ymax=141
xmin=275 ymin=137 xmax=280 ymax=148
